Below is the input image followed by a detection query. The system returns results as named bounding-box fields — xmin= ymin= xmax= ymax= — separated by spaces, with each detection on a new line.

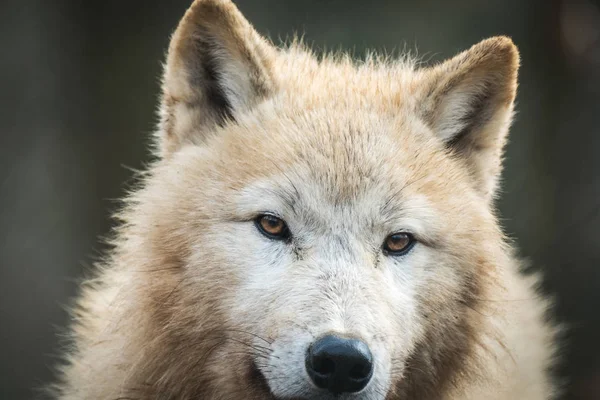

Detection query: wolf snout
xmin=305 ymin=335 xmax=374 ymax=394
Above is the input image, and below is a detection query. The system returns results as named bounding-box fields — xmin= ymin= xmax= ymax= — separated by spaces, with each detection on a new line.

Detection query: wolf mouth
xmin=251 ymin=361 xmax=383 ymax=400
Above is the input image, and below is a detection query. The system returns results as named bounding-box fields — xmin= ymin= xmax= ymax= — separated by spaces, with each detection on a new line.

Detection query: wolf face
xmin=182 ymin=118 xmax=499 ymax=399
xmin=56 ymin=1 xmax=547 ymax=399
xmin=133 ymin=1 xmax=521 ymax=398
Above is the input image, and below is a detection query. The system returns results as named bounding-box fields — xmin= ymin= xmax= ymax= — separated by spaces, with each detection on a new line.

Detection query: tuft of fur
xmin=51 ymin=1 xmax=559 ymax=399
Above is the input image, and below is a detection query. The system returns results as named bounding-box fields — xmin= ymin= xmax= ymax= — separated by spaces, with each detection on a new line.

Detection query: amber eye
xmin=255 ymin=214 xmax=290 ymax=240
xmin=383 ymin=232 xmax=416 ymax=256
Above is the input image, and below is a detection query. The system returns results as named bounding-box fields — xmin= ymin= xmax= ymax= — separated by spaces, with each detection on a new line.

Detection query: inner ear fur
xmin=416 ymin=36 xmax=520 ymax=200
xmin=157 ymin=0 xmax=277 ymax=157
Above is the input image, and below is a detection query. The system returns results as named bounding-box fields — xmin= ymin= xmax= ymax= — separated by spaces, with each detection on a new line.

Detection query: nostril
xmin=305 ymin=334 xmax=374 ymax=394
xmin=349 ymin=362 xmax=372 ymax=380
xmin=312 ymin=355 xmax=335 ymax=376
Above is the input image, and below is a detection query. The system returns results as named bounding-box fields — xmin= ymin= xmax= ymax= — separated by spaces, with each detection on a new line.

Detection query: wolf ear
xmin=416 ymin=37 xmax=520 ymax=200
xmin=157 ymin=0 xmax=277 ymax=157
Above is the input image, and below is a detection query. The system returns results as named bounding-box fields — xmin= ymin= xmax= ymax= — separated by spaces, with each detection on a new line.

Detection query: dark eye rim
xmin=254 ymin=213 xmax=291 ymax=241
xmin=382 ymin=232 xmax=417 ymax=256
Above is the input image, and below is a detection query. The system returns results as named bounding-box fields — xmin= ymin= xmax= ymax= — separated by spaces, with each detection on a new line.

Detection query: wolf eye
xmin=255 ymin=214 xmax=290 ymax=240
xmin=383 ymin=232 xmax=415 ymax=256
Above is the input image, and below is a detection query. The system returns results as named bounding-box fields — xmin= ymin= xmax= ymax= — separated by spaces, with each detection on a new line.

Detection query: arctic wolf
xmin=53 ymin=0 xmax=558 ymax=399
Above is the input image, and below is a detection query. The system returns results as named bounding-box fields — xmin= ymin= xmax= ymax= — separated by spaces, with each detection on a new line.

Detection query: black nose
xmin=305 ymin=335 xmax=374 ymax=394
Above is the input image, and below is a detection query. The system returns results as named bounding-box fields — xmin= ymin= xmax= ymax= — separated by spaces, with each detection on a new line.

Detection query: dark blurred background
xmin=1 ymin=0 xmax=600 ymax=398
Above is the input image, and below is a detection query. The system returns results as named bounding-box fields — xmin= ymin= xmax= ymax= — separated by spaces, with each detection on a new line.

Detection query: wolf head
xmin=129 ymin=0 xmax=520 ymax=398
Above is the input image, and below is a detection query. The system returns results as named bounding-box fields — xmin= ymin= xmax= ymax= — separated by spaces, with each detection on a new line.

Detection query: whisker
xmin=221 ymin=328 xmax=274 ymax=345
xmin=223 ymin=336 xmax=275 ymax=356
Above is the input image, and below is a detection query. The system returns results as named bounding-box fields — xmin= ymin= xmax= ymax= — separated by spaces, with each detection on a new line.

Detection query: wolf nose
xmin=305 ymin=335 xmax=373 ymax=394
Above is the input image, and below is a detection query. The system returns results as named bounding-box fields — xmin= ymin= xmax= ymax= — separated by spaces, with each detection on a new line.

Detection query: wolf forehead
xmin=170 ymin=98 xmax=478 ymax=248
xmin=216 ymin=107 xmax=434 ymax=179
xmin=181 ymin=119 xmax=467 ymax=254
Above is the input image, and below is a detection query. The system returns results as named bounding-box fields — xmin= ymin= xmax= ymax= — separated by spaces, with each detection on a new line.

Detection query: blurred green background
xmin=1 ymin=0 xmax=600 ymax=398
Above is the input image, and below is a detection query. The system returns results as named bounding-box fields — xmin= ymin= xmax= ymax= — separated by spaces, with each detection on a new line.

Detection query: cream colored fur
xmin=52 ymin=1 xmax=559 ymax=399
